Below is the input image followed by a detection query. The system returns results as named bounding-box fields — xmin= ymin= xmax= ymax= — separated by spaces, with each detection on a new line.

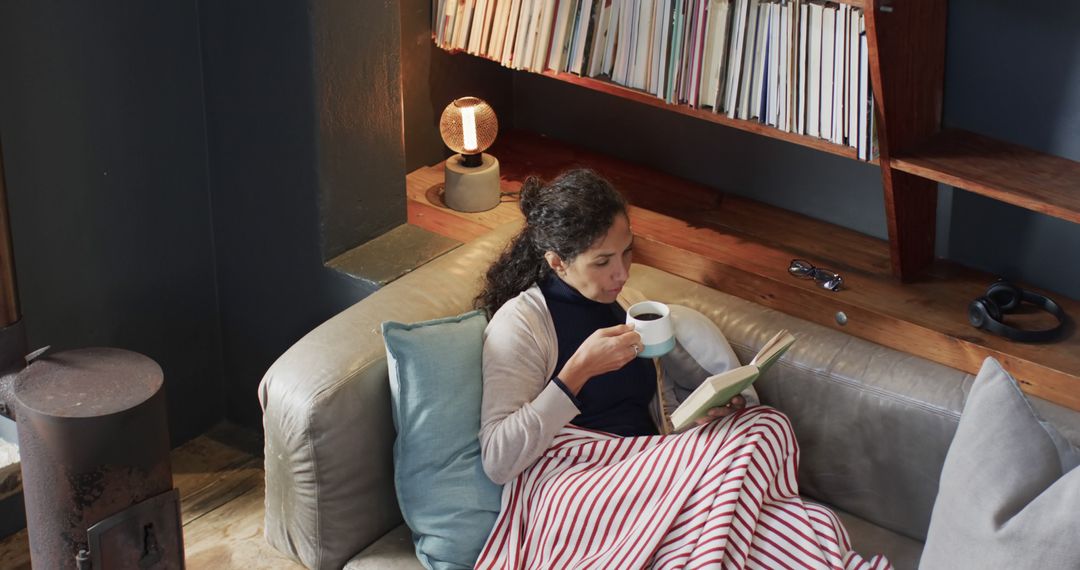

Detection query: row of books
xmin=434 ymin=0 xmax=878 ymax=160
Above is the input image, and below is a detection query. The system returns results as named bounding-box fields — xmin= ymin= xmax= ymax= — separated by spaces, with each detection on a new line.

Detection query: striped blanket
xmin=476 ymin=406 xmax=892 ymax=570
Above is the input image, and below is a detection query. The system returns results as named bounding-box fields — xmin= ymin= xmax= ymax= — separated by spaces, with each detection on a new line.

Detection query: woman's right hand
xmin=557 ymin=324 xmax=642 ymax=395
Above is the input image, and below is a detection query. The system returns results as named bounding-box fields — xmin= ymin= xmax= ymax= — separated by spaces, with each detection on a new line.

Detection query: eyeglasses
xmin=788 ymin=259 xmax=843 ymax=291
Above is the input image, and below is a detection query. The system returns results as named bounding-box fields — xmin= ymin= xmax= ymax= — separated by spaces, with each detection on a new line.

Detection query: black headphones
xmin=968 ymin=280 xmax=1067 ymax=342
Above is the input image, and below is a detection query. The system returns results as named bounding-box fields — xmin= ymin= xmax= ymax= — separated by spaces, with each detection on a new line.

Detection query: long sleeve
xmin=479 ymin=287 xmax=580 ymax=485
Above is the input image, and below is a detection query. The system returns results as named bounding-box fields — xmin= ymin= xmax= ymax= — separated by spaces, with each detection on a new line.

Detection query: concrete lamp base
xmin=444 ymin=153 xmax=500 ymax=212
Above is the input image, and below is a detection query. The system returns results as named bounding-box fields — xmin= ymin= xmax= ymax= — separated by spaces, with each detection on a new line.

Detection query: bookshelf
xmin=422 ymin=2 xmax=1080 ymax=406
xmin=433 ymin=0 xmax=1080 ymax=283
xmin=406 ymin=131 xmax=1080 ymax=411
xmin=440 ymin=0 xmax=877 ymax=162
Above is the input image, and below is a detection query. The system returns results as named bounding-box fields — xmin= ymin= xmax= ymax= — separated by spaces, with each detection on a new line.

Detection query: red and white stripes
xmin=475 ymin=406 xmax=891 ymax=570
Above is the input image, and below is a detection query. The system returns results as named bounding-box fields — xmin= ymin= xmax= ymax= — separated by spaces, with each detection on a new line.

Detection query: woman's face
xmin=546 ymin=214 xmax=634 ymax=304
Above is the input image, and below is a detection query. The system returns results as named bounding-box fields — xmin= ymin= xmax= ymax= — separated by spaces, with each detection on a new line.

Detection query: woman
xmin=473 ymin=169 xmax=890 ymax=569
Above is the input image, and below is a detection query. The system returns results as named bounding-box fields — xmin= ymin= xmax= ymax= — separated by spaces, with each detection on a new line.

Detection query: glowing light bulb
xmin=438 ymin=97 xmax=501 ymax=212
xmin=461 ymin=105 xmax=478 ymax=153
xmin=439 ymin=96 xmax=497 ymax=156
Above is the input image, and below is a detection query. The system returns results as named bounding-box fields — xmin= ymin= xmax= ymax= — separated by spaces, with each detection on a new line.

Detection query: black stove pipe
xmin=0 ymin=140 xmax=28 ymax=420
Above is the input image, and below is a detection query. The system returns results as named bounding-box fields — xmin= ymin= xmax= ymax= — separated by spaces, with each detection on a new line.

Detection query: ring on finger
xmin=631 ymin=343 xmax=640 ymax=354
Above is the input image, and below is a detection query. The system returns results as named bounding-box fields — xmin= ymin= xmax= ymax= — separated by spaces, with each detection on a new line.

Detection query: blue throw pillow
xmin=382 ymin=311 xmax=502 ymax=570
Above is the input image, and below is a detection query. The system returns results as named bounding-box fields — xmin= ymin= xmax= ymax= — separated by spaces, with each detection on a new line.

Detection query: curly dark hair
xmin=476 ymin=168 xmax=628 ymax=318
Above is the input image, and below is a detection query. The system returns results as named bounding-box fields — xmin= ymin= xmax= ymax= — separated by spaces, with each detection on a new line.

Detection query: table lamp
xmin=439 ymin=97 xmax=500 ymax=212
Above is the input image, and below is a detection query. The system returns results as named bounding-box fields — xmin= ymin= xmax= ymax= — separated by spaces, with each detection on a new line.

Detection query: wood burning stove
xmin=11 ymin=348 xmax=185 ymax=569
xmin=0 ymin=141 xmax=185 ymax=568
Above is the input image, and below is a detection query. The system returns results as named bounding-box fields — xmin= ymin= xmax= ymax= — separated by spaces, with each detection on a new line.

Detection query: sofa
xmin=259 ymin=222 xmax=1080 ymax=570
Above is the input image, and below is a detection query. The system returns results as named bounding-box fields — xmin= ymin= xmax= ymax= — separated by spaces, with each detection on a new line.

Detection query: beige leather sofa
xmin=259 ymin=223 xmax=1080 ymax=570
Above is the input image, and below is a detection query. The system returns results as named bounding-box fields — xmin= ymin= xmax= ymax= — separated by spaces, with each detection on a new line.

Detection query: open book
xmin=669 ymin=329 xmax=796 ymax=432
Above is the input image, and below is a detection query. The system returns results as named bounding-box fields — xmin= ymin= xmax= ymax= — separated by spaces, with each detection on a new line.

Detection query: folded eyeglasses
xmin=788 ymin=259 xmax=843 ymax=292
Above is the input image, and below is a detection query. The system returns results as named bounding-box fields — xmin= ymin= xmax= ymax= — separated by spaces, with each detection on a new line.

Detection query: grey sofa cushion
xmin=344 ymin=525 xmax=424 ymax=570
xmin=834 ymin=509 xmax=924 ymax=570
xmin=920 ymin=358 xmax=1080 ymax=569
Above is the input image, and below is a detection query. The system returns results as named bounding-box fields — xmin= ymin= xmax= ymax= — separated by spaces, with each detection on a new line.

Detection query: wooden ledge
xmin=891 ymin=129 xmax=1080 ymax=224
xmin=407 ymin=131 xmax=1080 ymax=410
xmin=325 ymin=224 xmax=460 ymax=289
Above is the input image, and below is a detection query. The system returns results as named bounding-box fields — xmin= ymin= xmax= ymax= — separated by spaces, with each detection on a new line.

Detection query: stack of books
xmin=433 ymin=0 xmax=878 ymax=160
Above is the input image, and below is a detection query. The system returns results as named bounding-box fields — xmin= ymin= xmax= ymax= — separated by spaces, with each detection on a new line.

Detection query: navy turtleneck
xmin=539 ymin=273 xmax=658 ymax=437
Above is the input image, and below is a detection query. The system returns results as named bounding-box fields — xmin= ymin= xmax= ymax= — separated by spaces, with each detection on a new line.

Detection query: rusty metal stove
xmin=1 ymin=140 xmax=184 ymax=568
xmin=13 ymin=348 xmax=184 ymax=569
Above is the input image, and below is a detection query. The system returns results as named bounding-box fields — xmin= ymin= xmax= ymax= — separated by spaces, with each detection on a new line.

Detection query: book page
xmin=749 ymin=329 xmax=794 ymax=371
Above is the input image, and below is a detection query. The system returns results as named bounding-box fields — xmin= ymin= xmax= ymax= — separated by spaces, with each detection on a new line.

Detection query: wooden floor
xmin=0 ymin=423 xmax=305 ymax=569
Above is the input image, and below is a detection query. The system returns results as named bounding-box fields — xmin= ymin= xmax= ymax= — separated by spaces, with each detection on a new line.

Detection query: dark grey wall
xmin=0 ymin=2 xmax=223 ymax=446
xmin=199 ymin=0 xmax=403 ymax=429
xmin=939 ymin=0 xmax=1080 ymax=299
xmin=510 ymin=2 xmax=1080 ymax=302
xmin=314 ymin=0 xmax=408 ymax=259
xmin=0 ymin=0 xmax=414 ymax=453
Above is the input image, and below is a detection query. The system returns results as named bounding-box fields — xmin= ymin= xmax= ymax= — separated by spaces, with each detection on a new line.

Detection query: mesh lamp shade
xmin=439 ymin=97 xmax=501 ymax=213
xmin=439 ymin=97 xmax=498 ymax=157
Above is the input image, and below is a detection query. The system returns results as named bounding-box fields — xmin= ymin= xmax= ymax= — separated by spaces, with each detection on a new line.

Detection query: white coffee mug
xmin=626 ymin=301 xmax=675 ymax=358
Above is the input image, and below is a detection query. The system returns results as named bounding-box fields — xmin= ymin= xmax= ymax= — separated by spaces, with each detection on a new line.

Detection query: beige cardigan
xmin=478 ymin=284 xmax=755 ymax=484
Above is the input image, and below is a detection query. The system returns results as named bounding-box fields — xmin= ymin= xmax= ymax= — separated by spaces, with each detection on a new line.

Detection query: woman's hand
xmin=557 ymin=324 xmax=642 ymax=395
xmin=693 ymin=395 xmax=747 ymax=427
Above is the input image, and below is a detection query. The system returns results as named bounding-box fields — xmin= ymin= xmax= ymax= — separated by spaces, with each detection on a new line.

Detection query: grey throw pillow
xmin=920 ymin=357 xmax=1080 ymax=569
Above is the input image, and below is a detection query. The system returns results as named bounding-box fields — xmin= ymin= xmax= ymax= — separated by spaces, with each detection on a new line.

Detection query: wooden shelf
xmin=891 ymin=129 xmax=1080 ymax=224
xmin=537 ymin=70 xmax=866 ymax=162
xmin=408 ymin=131 xmax=1080 ymax=411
